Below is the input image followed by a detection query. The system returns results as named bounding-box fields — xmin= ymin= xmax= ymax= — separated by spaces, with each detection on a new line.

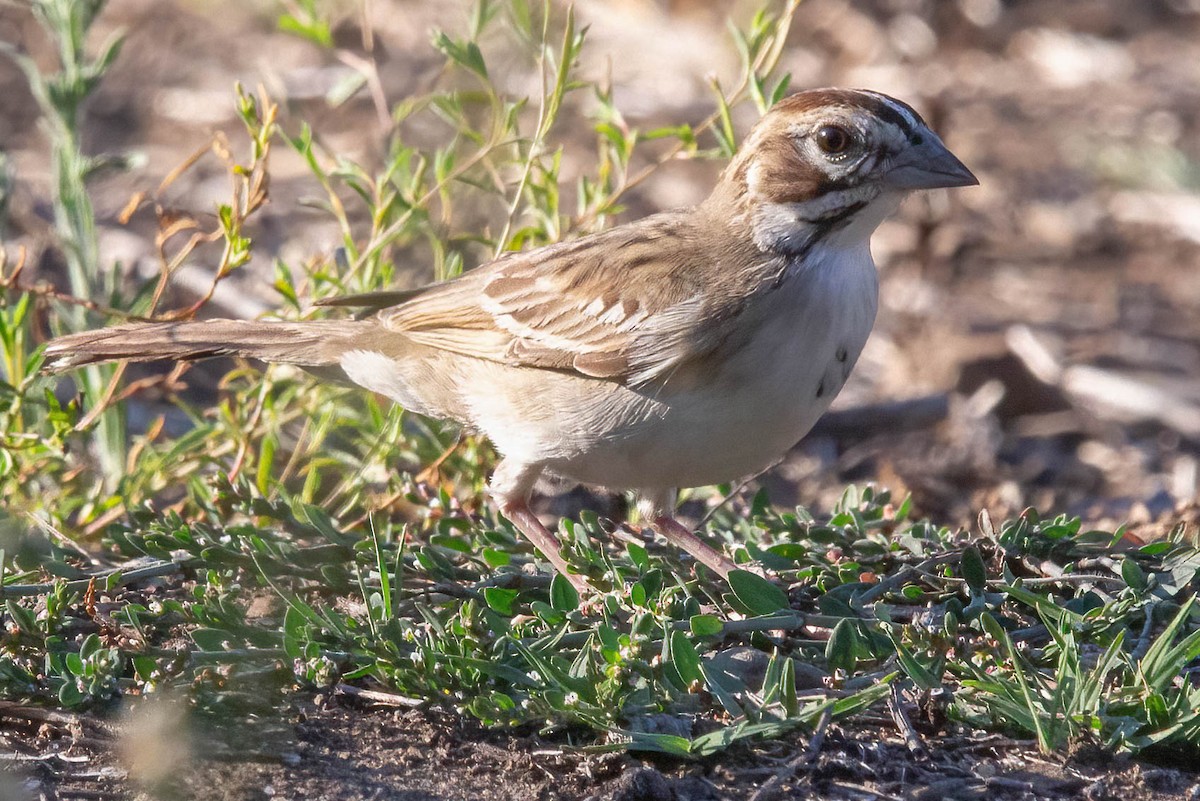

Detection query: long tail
xmin=43 ymin=319 xmax=365 ymax=372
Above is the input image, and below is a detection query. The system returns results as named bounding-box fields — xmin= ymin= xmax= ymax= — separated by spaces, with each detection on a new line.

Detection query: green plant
xmin=958 ymin=587 xmax=1200 ymax=754
xmin=0 ymin=0 xmax=127 ymax=485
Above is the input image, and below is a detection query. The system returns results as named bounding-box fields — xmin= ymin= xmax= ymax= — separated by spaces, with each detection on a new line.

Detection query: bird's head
xmin=711 ymin=88 xmax=977 ymax=256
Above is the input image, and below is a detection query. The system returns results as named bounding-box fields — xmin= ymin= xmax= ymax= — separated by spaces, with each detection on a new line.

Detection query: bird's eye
xmin=814 ymin=125 xmax=853 ymax=155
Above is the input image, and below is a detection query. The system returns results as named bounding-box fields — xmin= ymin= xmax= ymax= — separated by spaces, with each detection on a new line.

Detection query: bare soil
xmin=8 ymin=697 xmax=1200 ymax=800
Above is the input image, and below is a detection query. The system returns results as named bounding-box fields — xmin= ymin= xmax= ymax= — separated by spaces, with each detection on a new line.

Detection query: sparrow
xmin=45 ymin=88 xmax=977 ymax=593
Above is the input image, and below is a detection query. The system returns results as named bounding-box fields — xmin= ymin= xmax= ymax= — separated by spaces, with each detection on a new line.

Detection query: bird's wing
xmin=372 ymin=212 xmax=770 ymax=386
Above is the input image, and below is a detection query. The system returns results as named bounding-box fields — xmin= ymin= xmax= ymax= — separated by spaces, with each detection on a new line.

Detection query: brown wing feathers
xmin=368 ymin=212 xmax=739 ymax=385
xmin=44 ymin=209 xmax=756 ymax=385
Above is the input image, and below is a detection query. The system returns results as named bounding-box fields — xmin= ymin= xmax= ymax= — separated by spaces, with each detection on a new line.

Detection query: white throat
xmin=751 ymin=189 xmax=905 ymax=256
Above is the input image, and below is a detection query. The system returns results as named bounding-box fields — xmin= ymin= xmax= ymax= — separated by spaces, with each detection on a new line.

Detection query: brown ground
xmin=2 ymin=0 xmax=1199 ymax=798
xmin=7 ymin=696 xmax=1200 ymax=800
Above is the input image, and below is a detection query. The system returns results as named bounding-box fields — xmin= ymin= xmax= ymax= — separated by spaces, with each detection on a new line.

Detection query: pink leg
xmin=500 ymin=499 xmax=590 ymax=594
xmin=651 ymin=514 xmax=741 ymax=579
xmin=491 ymin=460 xmax=590 ymax=594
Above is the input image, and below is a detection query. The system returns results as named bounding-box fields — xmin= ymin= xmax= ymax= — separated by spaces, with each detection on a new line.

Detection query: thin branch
xmin=0 ymin=560 xmax=189 ymax=599
xmin=888 ymin=683 xmax=928 ymax=757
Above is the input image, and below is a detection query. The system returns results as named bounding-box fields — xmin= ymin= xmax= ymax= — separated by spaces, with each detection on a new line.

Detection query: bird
xmin=44 ymin=88 xmax=977 ymax=593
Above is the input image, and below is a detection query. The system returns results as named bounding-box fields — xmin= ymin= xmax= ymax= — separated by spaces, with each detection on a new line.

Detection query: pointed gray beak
xmin=885 ymin=133 xmax=978 ymax=190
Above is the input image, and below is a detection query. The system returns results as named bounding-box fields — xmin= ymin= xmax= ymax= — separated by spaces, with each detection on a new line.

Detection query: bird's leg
xmin=491 ymin=461 xmax=590 ymax=594
xmin=639 ymin=493 xmax=741 ymax=579
xmin=651 ymin=515 xmax=741 ymax=578
xmin=501 ymin=501 xmax=591 ymax=594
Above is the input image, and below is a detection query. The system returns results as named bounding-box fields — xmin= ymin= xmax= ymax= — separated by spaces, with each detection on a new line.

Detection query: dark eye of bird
xmin=815 ymin=125 xmax=852 ymax=155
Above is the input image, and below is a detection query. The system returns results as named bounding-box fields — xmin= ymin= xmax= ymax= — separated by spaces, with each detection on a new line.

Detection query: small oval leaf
xmin=550 ymin=574 xmax=580 ymax=612
xmin=1121 ymin=558 xmax=1147 ymax=592
xmin=961 ymin=545 xmax=987 ymax=592
xmin=689 ymin=614 xmax=724 ymax=637
xmin=825 ymin=619 xmax=858 ymax=675
xmin=728 ymin=569 xmax=788 ymax=615
xmin=483 ymin=587 xmax=519 ymax=616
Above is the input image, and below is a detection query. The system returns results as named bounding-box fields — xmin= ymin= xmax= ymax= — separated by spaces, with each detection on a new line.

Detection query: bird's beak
xmin=885 ymin=133 xmax=978 ymax=190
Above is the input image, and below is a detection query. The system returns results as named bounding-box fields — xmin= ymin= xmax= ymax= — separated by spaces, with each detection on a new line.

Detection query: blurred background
xmin=2 ymin=0 xmax=1199 ymax=536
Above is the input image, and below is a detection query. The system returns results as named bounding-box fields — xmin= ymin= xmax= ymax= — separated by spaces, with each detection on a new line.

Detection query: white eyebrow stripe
xmin=861 ymin=90 xmax=922 ymax=139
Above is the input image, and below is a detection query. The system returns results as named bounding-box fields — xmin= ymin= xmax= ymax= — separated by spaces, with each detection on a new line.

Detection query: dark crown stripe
xmin=859 ymin=91 xmax=925 ymax=142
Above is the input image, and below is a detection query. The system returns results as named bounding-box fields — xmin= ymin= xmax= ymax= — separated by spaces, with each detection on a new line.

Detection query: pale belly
xmin=543 ymin=332 xmax=866 ymax=490
xmin=538 ymin=247 xmax=879 ymax=492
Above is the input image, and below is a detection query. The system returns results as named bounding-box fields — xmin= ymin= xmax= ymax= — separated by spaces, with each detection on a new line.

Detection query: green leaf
xmin=483 ymin=587 xmax=519 ymax=616
xmin=728 ymin=569 xmax=788 ymax=615
xmin=598 ymin=625 xmax=620 ymax=652
xmin=689 ymin=719 xmax=801 ymax=757
xmin=979 ymin=610 xmax=1006 ymax=643
xmin=1139 ymin=541 xmax=1173 ymax=557
xmin=689 ymin=614 xmax=724 ymax=637
xmin=529 ymin=600 xmax=564 ymax=625
xmin=961 ymin=545 xmax=987 ymax=592
xmin=58 ymin=682 xmax=84 ymax=708
xmin=431 ymin=31 xmax=488 ymax=78
xmin=78 ymin=633 xmax=101 ymax=659
xmin=1140 ymin=597 xmax=1200 ymax=691
xmin=1121 ymin=558 xmax=1147 ymax=592
xmin=641 ymin=569 xmax=664 ymax=599
xmin=830 ymin=678 xmax=893 ymax=717
xmin=277 ymin=13 xmax=333 ymax=48
xmin=549 ymin=574 xmax=579 ymax=612
xmin=769 ymin=73 xmax=793 ymax=107
xmin=132 ymin=656 xmax=157 ymax=681
xmin=255 ymin=434 xmax=277 ymax=495
xmin=482 ymin=547 xmax=511 ymax=567
xmin=6 ymin=601 xmax=37 ymax=634
xmin=626 ymin=542 xmax=649 ymax=571
xmin=282 ymin=606 xmax=306 ymax=659
xmin=892 ymin=638 xmax=941 ymax=691
xmin=191 ymin=628 xmax=230 ymax=651
xmin=700 ymin=661 xmax=746 ymax=718
xmin=780 ymin=658 xmax=798 ymax=718
xmin=825 ymin=618 xmax=858 ymax=674
xmin=622 ymin=731 xmax=692 ymax=756
xmin=764 ymin=543 xmax=806 ymax=561
xmin=507 ymin=0 xmax=533 ymax=37
xmin=669 ymin=630 xmax=704 ymax=687
xmin=104 ymin=569 xmax=123 ymax=592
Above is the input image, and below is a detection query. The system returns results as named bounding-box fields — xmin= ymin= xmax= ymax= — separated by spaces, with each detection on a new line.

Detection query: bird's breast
xmin=690 ymin=243 xmax=879 ymax=461
xmin=549 ymin=243 xmax=879 ymax=491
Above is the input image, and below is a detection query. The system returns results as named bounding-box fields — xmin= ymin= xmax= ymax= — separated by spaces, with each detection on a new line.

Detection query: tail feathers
xmin=43 ymin=319 xmax=363 ymax=372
